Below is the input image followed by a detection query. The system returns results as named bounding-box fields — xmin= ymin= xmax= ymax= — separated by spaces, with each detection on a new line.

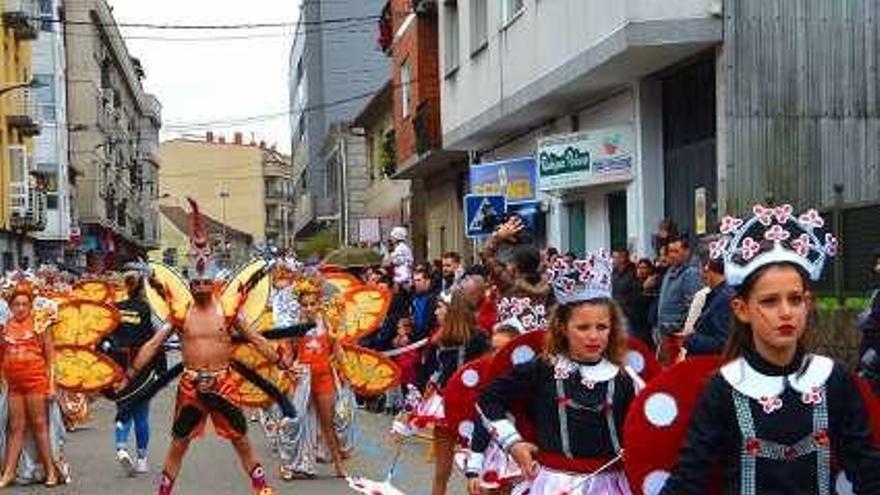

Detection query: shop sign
xmin=469 ymin=157 xmax=537 ymax=204
xmin=537 ymin=126 xmax=634 ymax=191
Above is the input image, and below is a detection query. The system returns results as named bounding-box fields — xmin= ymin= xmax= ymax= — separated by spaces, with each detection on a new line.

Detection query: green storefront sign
xmin=537 ymin=126 xmax=635 ymax=191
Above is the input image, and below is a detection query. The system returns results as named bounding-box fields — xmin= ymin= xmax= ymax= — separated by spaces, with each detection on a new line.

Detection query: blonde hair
xmin=435 ymin=289 xmax=475 ymax=347
xmin=544 ymin=298 xmax=628 ymax=365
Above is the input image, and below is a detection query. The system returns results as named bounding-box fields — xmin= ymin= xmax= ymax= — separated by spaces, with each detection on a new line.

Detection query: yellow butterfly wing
xmin=231 ymin=343 xmax=293 ymax=408
xmin=53 ymin=347 xmax=123 ymax=393
xmin=323 ymin=271 xmax=363 ymax=295
xmin=71 ymin=280 xmax=115 ymax=304
xmin=145 ymin=262 xmax=193 ymax=324
xmin=339 ymin=343 xmax=400 ymax=397
xmin=51 ymin=301 xmax=120 ymax=347
xmin=221 ymin=259 xmax=270 ymax=327
xmin=337 ymin=286 xmax=392 ymax=342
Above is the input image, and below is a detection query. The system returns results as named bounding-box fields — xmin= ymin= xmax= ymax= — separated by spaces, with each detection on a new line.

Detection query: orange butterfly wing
xmin=51 ymin=300 xmax=120 ymax=347
xmin=230 ymin=344 xmax=293 ymax=408
xmin=221 ymin=259 xmax=270 ymax=328
xmin=71 ymin=280 xmax=115 ymax=304
xmin=145 ymin=262 xmax=193 ymax=324
xmin=324 ymin=271 xmax=363 ymax=294
xmin=339 ymin=343 xmax=400 ymax=397
xmin=337 ymin=286 xmax=392 ymax=342
xmin=53 ymin=347 xmax=123 ymax=393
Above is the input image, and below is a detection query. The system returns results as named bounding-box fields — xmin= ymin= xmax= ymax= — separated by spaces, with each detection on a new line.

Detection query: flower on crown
xmin=712 ymin=204 xmax=838 ymax=286
xmin=549 ymin=251 xmax=613 ymax=305
xmin=496 ymin=296 xmax=547 ymax=333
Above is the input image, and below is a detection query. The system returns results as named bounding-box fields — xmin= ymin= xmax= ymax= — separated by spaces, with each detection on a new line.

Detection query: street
xmin=7 ymin=373 xmax=466 ymax=494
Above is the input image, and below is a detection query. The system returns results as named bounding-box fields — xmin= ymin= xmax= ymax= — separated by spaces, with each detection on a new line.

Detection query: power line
xmin=39 ymin=13 xmax=382 ymax=30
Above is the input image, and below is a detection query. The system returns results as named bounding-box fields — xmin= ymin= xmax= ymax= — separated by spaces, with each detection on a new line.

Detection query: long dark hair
xmin=721 ymin=262 xmax=816 ymax=362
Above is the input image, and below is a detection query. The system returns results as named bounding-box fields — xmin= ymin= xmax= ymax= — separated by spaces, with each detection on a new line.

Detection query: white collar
xmin=720 ymin=354 xmax=834 ymax=400
xmin=553 ymin=356 xmax=620 ymax=384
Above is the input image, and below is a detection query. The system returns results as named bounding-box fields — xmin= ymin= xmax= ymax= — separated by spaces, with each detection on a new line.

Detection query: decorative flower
xmin=745 ymin=437 xmax=761 ymax=456
xmin=753 ymin=204 xmax=775 ymax=226
xmin=534 ymin=304 xmax=546 ymax=316
xmin=521 ymin=314 xmax=536 ymax=330
xmin=798 ymin=209 xmax=825 ymax=228
xmin=824 ymin=233 xmax=839 ymax=257
xmin=773 ymin=204 xmax=794 ymax=223
xmin=720 ymin=216 xmax=743 ymax=234
xmin=709 ymin=237 xmax=729 ymax=259
xmin=813 ymin=429 xmax=830 ymax=447
xmin=758 ymin=395 xmax=783 ymax=414
xmin=581 ymin=376 xmax=596 ymax=390
xmin=554 ymin=361 xmax=573 ymax=380
xmin=791 ymin=233 xmax=812 ymax=257
xmin=740 ymin=237 xmax=761 ymax=260
xmin=559 ymin=278 xmax=577 ymax=294
xmin=764 ymin=224 xmax=791 ymax=242
xmin=801 ymin=387 xmax=823 ymax=405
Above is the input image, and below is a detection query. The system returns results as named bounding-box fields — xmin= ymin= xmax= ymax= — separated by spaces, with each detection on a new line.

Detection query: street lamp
xmin=0 ymin=78 xmax=44 ymax=97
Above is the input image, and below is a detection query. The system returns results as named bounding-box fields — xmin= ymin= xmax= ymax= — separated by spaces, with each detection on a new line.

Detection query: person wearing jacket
xmin=678 ymin=256 xmax=734 ymax=356
xmin=656 ymin=235 xmax=705 ymax=363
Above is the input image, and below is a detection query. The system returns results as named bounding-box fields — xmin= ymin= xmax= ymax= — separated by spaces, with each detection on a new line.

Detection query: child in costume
xmin=477 ymin=252 xmax=638 ymax=495
xmin=659 ymin=205 xmax=880 ymax=494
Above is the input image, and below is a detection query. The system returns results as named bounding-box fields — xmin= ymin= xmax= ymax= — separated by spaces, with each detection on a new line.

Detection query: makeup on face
xmin=564 ymin=303 xmax=611 ymax=363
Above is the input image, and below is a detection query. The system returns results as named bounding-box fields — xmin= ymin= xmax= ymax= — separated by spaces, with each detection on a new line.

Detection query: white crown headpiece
xmin=496 ymin=296 xmax=547 ymax=333
xmin=548 ymin=251 xmax=613 ymax=305
xmin=711 ymin=204 xmax=838 ymax=287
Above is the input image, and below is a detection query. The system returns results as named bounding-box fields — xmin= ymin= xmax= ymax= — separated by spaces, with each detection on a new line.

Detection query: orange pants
xmin=174 ymin=368 xmax=244 ymax=441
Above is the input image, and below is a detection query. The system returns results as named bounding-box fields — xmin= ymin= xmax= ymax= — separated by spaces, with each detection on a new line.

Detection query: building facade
xmin=289 ymin=0 xmax=389 ymax=240
xmin=382 ymin=0 xmax=465 ymax=261
xmin=354 ymin=81 xmax=411 ymax=244
xmin=65 ymin=0 xmax=161 ymax=269
xmin=31 ymin=0 xmax=74 ymax=265
xmin=0 ymin=0 xmax=43 ymax=271
xmin=318 ymin=124 xmax=369 ymax=247
xmin=159 ymin=134 xmax=295 ymax=252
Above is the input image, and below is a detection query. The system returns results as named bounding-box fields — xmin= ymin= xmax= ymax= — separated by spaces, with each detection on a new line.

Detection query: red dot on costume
xmin=483 ymin=470 xmax=499 ymax=483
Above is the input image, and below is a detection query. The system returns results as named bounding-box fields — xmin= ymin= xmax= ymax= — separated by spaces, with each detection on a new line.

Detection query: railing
xmin=2 ymin=0 xmax=40 ymax=40
xmin=7 ymin=90 xmax=40 ymax=136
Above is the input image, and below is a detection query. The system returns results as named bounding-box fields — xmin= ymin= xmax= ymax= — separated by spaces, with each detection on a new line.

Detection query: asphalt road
xmin=5 ymin=373 xmax=466 ymax=494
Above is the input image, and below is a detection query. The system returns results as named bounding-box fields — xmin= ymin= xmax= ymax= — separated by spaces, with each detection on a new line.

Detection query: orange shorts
xmin=3 ymin=357 xmax=50 ymax=397
xmin=298 ymin=336 xmax=336 ymax=396
xmin=174 ymin=368 xmax=243 ymax=441
xmin=309 ymin=364 xmax=336 ymax=396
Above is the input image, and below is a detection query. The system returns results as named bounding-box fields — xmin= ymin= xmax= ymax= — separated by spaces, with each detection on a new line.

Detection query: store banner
xmin=469 ymin=157 xmax=537 ymax=204
xmin=537 ymin=126 xmax=635 ymax=191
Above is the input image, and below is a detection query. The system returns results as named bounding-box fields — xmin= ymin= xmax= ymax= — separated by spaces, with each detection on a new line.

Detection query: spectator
xmin=678 ymin=251 xmax=734 ymax=356
xmin=653 ymin=218 xmax=678 ymax=257
xmin=656 ymin=235 xmax=705 ymax=363
xmin=481 ymin=217 xmax=550 ymax=303
xmin=629 ymin=258 xmax=659 ymax=347
xmin=410 ymin=268 xmax=439 ymax=342
xmin=611 ymin=247 xmax=638 ymax=316
xmin=386 ymin=226 xmax=414 ymax=289
xmin=440 ymin=252 xmax=464 ymax=292
xmin=458 ymin=265 xmax=496 ymax=334
xmin=858 ymin=250 xmax=880 ymax=363
xmin=362 ymin=274 xmax=410 ymax=351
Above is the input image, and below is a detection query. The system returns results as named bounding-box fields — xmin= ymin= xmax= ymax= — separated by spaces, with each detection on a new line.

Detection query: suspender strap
xmin=814 ymin=391 xmax=830 ymax=495
xmin=554 ymin=379 xmax=574 ymax=458
xmin=732 ymin=392 xmax=759 ymax=495
xmin=604 ymin=378 xmax=621 ymax=455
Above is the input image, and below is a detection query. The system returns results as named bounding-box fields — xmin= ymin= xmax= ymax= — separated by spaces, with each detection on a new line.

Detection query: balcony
xmin=143 ymin=93 xmax=162 ymax=127
xmin=9 ymin=146 xmax=47 ymax=231
xmin=3 ymin=0 xmax=40 ymax=40
xmin=293 ymin=194 xmax=314 ymax=234
xmin=7 ymin=90 xmax=40 ymax=136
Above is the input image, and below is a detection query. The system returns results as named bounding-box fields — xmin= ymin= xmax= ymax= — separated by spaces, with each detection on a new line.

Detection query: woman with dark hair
xmin=629 ymin=258 xmax=659 ymax=348
xmin=477 ymin=252 xmax=638 ymax=494
xmin=661 ymin=205 xmax=880 ymax=494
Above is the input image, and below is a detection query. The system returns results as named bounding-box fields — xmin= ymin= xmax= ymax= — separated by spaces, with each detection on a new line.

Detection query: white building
xmin=439 ymin=0 xmax=722 ymax=257
xmin=31 ymin=0 xmax=74 ymax=264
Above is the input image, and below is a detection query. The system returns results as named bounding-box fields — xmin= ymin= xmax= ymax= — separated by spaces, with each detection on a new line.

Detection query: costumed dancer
xmin=0 ymin=277 xmax=67 ymax=487
xmin=477 ymin=252 xmax=638 ymax=495
xmin=128 ymin=199 xmax=282 ymax=495
xmin=412 ymin=289 xmax=490 ymax=495
xmin=461 ymin=297 xmax=547 ymax=495
xmin=108 ymin=269 xmax=167 ymax=476
xmin=274 ymin=270 xmax=351 ymax=480
xmin=658 ymin=205 xmax=880 ymax=493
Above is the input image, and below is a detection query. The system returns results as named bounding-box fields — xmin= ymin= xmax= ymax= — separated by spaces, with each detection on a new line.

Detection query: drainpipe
xmin=340 ymin=136 xmax=348 ymax=247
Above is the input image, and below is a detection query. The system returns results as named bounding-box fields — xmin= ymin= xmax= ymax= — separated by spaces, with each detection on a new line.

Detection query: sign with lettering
xmin=469 ymin=157 xmax=537 ymax=204
xmin=537 ymin=126 xmax=635 ymax=191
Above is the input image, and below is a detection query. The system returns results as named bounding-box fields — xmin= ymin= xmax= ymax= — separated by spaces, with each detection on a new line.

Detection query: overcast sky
xmin=111 ymin=0 xmax=298 ymax=153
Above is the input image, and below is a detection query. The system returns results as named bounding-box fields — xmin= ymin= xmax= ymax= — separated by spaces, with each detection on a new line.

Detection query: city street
xmin=7 ymin=372 xmax=465 ymax=494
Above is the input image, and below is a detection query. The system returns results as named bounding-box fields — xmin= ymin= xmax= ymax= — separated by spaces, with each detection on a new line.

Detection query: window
xmin=400 ymin=60 xmax=412 ymax=118
xmin=470 ymin=0 xmax=488 ymax=54
xmin=443 ymin=1 xmax=460 ymax=75
xmin=296 ymin=113 xmax=305 ymax=143
xmin=501 ymin=0 xmax=524 ymax=25
xmin=38 ymin=0 xmax=53 ymax=32
xmin=34 ymin=74 xmax=55 ymax=122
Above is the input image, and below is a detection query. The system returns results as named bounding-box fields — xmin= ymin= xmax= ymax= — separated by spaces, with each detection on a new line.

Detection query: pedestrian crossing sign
xmin=465 ymin=194 xmax=506 ymax=238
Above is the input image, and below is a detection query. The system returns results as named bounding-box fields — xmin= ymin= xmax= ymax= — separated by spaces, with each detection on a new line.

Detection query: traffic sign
xmin=464 ymin=194 xmax=506 ymax=238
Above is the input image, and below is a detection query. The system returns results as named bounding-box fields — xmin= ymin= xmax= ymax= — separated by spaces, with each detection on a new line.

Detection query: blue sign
xmin=506 ymin=200 xmax=541 ymax=234
xmin=465 ymin=195 xmax=506 ymax=238
xmin=469 ymin=157 xmax=537 ymax=204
